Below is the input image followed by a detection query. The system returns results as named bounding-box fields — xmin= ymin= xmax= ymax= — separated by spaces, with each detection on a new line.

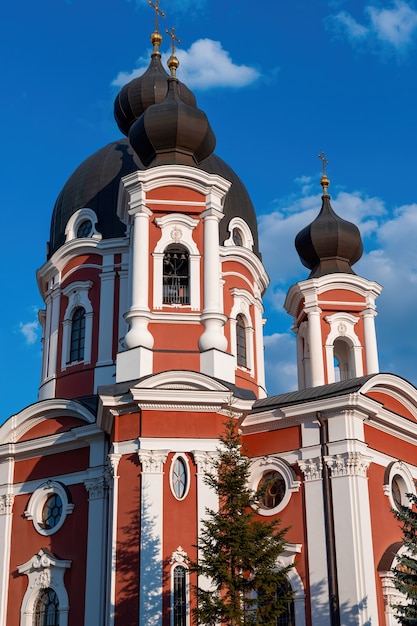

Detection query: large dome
xmin=48 ymin=138 xmax=260 ymax=258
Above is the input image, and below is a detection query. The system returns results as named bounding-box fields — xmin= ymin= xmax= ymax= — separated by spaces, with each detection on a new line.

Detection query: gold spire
xmin=318 ymin=150 xmax=330 ymax=195
xmin=148 ymin=0 xmax=165 ymax=55
xmin=165 ymin=26 xmax=181 ymax=77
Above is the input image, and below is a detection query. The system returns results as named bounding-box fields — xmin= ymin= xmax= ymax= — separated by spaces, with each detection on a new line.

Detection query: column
xmin=325 ymin=451 xmax=378 ymax=626
xmin=306 ymin=306 xmax=325 ymax=387
xmin=253 ymin=299 xmax=266 ymax=396
xmin=83 ymin=475 xmax=109 ymax=626
xmin=361 ymin=308 xmax=379 ymax=374
xmin=192 ymin=451 xmax=218 ymax=594
xmin=137 ymin=449 xmax=169 ymax=626
xmin=124 ymin=206 xmax=154 ymax=350
xmin=48 ymin=282 xmax=61 ymax=379
xmin=199 ymin=207 xmax=227 ymax=353
xmin=106 ymin=454 xmax=121 ymax=626
xmin=0 ymin=493 xmax=14 ymax=626
xmin=298 ymin=458 xmax=331 ymax=626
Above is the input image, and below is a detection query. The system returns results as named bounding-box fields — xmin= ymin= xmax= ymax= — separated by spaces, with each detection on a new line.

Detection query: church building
xmin=1 ymin=12 xmax=416 ymax=626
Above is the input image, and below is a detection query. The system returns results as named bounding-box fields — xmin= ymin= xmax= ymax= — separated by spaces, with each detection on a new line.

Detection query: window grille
xmin=69 ymin=307 xmax=86 ymax=362
xmin=236 ymin=314 xmax=247 ymax=367
xmin=33 ymin=588 xmax=59 ymax=626
xmin=163 ymin=246 xmax=190 ymax=305
xmin=173 ymin=565 xmax=187 ymax=626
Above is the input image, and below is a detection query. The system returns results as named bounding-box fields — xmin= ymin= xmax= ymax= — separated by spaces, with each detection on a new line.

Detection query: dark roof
xmin=48 ymin=138 xmax=260 ymax=258
xmin=97 ymin=371 xmax=256 ymax=401
xmin=252 ymin=374 xmax=376 ymax=413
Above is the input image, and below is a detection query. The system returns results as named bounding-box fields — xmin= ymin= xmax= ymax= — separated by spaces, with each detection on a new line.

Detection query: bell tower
xmin=285 ymin=158 xmax=382 ymax=389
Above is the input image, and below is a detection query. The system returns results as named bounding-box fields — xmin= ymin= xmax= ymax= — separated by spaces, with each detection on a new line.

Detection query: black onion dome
xmin=48 ymin=139 xmax=260 ymax=258
xmin=114 ymin=54 xmax=196 ymax=137
xmin=295 ymin=194 xmax=363 ymax=278
xmin=129 ymin=77 xmax=216 ymax=167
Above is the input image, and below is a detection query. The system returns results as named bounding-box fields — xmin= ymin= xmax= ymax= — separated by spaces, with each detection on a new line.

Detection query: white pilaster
xmin=325 ymin=451 xmax=377 ymax=626
xmin=0 ymin=488 xmax=14 ymax=626
xmin=83 ymin=474 xmax=108 ymax=626
xmin=137 ymin=449 xmax=169 ymax=626
xmin=106 ymin=454 xmax=121 ymax=626
xmin=97 ymin=256 xmax=115 ymax=367
xmin=47 ymin=282 xmax=61 ymax=382
xmin=298 ymin=456 xmax=331 ymax=626
xmin=306 ymin=306 xmax=325 ymax=387
xmin=192 ymin=451 xmax=218 ymax=593
xmin=361 ymin=308 xmax=379 ymax=375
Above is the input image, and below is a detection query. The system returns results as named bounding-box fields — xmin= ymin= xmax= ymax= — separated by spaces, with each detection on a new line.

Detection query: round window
xmin=172 ymin=457 xmax=188 ymax=500
xmin=258 ymin=471 xmax=286 ymax=510
xmin=76 ymin=220 xmax=93 ymax=238
xmin=24 ymin=481 xmax=74 ymax=536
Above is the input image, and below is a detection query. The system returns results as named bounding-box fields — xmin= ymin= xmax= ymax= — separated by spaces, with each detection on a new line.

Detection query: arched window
xmin=275 ymin=578 xmax=295 ymax=626
xmin=236 ymin=314 xmax=247 ymax=367
xmin=173 ymin=565 xmax=187 ymax=625
xmin=69 ymin=307 xmax=86 ymax=362
xmin=163 ymin=245 xmax=190 ymax=305
xmin=33 ymin=588 xmax=60 ymax=626
xmin=333 ymin=338 xmax=353 ymax=382
xmin=259 ymin=578 xmax=295 ymax=626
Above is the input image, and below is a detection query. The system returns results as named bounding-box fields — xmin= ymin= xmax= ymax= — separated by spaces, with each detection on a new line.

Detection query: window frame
xmin=170 ymin=548 xmax=190 ymax=626
xmin=61 ymin=281 xmax=93 ymax=371
xmin=170 ymin=454 xmax=191 ymax=501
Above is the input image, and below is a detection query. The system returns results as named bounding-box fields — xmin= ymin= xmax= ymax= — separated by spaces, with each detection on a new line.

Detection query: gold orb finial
xmin=318 ymin=150 xmax=330 ymax=195
xmin=166 ymin=26 xmax=181 ymax=77
xmin=148 ymin=0 xmax=165 ymax=54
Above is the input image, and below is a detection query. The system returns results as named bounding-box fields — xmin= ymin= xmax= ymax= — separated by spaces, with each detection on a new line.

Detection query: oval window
xmin=76 ymin=220 xmax=93 ymax=238
xmin=172 ymin=457 xmax=188 ymax=499
xmin=42 ymin=493 xmax=63 ymax=530
xmin=258 ymin=471 xmax=286 ymax=510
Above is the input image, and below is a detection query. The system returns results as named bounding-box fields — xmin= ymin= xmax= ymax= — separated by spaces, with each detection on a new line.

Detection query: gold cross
xmin=148 ymin=0 xmax=165 ymax=31
xmin=318 ymin=150 xmax=329 ymax=175
xmin=166 ymin=25 xmax=181 ymax=55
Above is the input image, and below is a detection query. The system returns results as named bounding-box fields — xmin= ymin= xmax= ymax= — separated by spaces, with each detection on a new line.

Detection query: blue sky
xmin=2 ymin=0 xmax=417 ymax=421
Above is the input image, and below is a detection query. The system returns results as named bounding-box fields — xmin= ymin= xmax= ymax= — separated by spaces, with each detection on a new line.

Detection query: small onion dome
xmin=128 ymin=74 xmax=216 ymax=167
xmin=114 ymin=31 xmax=196 ymax=136
xmin=295 ymin=178 xmax=363 ymax=278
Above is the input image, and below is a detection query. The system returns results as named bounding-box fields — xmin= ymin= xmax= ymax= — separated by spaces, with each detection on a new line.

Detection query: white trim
xmin=61 ymin=280 xmax=94 ymax=371
xmin=383 ymin=460 xmax=416 ymax=510
xmin=153 ymin=213 xmax=200 ymax=311
xmin=249 ymin=456 xmax=301 ymax=516
xmin=24 ymin=480 xmax=74 ymax=536
xmin=324 ymin=312 xmax=363 ymax=383
xmin=170 ymin=454 xmax=191 ymax=501
xmin=64 ymin=207 xmax=101 ymax=242
xmin=18 ymin=549 xmax=71 ymax=626
xmin=170 ymin=549 xmax=190 ymax=626
xmin=224 ymin=216 xmax=254 ymax=251
xmin=230 ymin=290 xmax=255 ymax=376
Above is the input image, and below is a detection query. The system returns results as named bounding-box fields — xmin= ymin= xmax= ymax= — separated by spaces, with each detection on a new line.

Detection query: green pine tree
xmin=191 ymin=416 xmax=293 ymax=626
xmin=392 ymin=492 xmax=417 ymax=626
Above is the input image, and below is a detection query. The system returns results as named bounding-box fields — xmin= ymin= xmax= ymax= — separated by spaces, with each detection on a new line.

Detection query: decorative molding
xmin=298 ymin=458 xmax=323 ymax=481
xmin=192 ymin=450 xmax=217 ymax=474
xmin=138 ymin=449 xmax=169 ymax=473
xmin=0 ymin=494 xmax=14 ymax=515
xmin=325 ymin=452 xmax=372 ymax=478
xmin=18 ymin=549 xmax=71 ymax=626
xmin=84 ymin=476 xmax=108 ymax=500
xmin=170 ymin=546 xmax=189 ymax=565
xmin=107 ymin=453 xmax=122 ymax=479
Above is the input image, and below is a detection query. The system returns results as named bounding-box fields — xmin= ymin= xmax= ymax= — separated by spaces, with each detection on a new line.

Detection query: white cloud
xmin=367 ymin=1 xmax=417 ymax=47
xmin=19 ymin=320 xmax=40 ymax=346
xmin=112 ymin=39 xmax=260 ymax=90
xmin=326 ymin=1 xmax=417 ymax=53
xmin=328 ymin=10 xmax=369 ymax=41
